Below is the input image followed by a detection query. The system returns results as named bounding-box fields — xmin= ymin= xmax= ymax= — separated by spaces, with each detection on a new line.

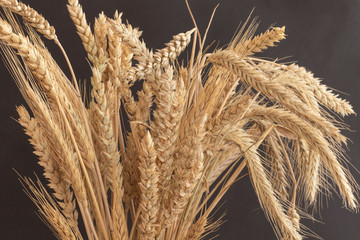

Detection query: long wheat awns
xmin=0 ymin=0 xmax=357 ymax=239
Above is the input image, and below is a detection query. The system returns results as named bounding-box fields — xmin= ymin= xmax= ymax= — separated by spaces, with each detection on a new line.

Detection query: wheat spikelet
xmin=109 ymin=18 xmax=153 ymax=79
xmin=259 ymin=62 xmax=320 ymax=111
xmin=107 ymin=19 xmax=136 ymax=122
xmin=281 ymin=207 xmax=301 ymax=240
xmin=152 ymin=67 xmax=184 ymax=192
xmin=0 ymin=18 xmax=54 ymax=92
xmin=89 ymin=54 xmax=110 ymax=169
xmin=107 ymin=13 xmax=125 ymax=90
xmin=206 ymin=144 xmax=243 ymax=185
xmin=122 ymin=135 xmax=138 ymax=210
xmin=184 ymin=216 xmax=207 ymax=240
xmin=266 ymin=132 xmax=289 ymax=200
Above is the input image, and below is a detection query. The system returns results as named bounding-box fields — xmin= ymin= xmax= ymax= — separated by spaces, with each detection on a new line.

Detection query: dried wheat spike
xmin=265 ymin=131 xmax=289 ymax=201
xmin=226 ymin=129 xmax=302 ymax=240
xmin=137 ymin=131 xmax=160 ymax=240
xmin=258 ymin=62 xmax=320 ymax=113
xmin=297 ymin=140 xmax=321 ymax=204
xmin=0 ymin=18 xmax=54 ymax=91
xmin=23 ymin=178 xmax=82 ymax=240
xmin=184 ymin=216 xmax=207 ymax=240
xmin=94 ymin=12 xmax=108 ymax=56
xmin=109 ymin=18 xmax=153 ymax=78
xmin=153 ymin=28 xmax=196 ymax=67
xmin=152 ymin=67 xmax=185 ymax=193
xmin=207 ymin=50 xmax=345 ymax=143
xmin=286 ymin=63 xmax=355 ymax=116
xmin=129 ymin=28 xmax=195 ymax=85
xmin=67 ymin=0 xmax=97 ymax=63
xmin=167 ymin=113 xmax=207 ymax=225
xmin=0 ymin=0 xmax=57 ymax=40
xmin=17 ymin=106 xmax=79 ymax=230
xmin=245 ymin=105 xmax=357 ymax=209
xmin=236 ymin=26 xmax=286 ymax=55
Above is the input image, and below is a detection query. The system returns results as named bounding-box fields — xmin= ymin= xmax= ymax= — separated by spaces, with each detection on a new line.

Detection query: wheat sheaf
xmin=0 ymin=0 xmax=357 ymax=239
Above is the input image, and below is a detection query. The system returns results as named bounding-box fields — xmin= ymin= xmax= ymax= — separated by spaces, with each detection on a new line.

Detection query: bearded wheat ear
xmin=225 ymin=127 xmax=302 ymax=240
xmin=0 ymin=0 xmax=81 ymax=93
xmin=265 ymin=131 xmax=290 ymax=201
xmin=207 ymin=50 xmax=346 ymax=143
xmin=286 ymin=63 xmax=355 ymax=116
xmin=297 ymin=140 xmax=321 ymax=205
xmin=17 ymin=106 xmax=80 ymax=232
xmin=21 ymin=177 xmax=83 ymax=240
xmin=245 ymin=105 xmax=357 ymax=209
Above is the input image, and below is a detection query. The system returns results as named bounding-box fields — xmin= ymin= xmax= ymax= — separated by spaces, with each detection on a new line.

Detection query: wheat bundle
xmin=1 ymin=1 xmax=357 ymax=239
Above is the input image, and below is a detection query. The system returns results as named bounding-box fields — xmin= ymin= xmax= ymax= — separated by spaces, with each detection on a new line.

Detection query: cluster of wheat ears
xmin=1 ymin=0 xmax=358 ymax=239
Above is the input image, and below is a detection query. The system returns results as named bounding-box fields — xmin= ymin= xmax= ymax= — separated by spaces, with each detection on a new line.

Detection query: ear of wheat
xmin=1 ymin=1 xmax=357 ymax=239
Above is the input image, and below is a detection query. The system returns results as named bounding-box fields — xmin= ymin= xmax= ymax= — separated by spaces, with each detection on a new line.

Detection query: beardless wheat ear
xmin=0 ymin=0 xmax=57 ymax=40
xmin=67 ymin=0 xmax=97 ymax=63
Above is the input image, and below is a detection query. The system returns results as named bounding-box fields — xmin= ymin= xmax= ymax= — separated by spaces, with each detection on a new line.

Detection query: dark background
xmin=1 ymin=0 xmax=359 ymax=239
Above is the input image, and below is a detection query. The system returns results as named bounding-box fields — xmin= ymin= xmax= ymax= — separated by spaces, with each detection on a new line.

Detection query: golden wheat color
xmin=1 ymin=1 xmax=358 ymax=239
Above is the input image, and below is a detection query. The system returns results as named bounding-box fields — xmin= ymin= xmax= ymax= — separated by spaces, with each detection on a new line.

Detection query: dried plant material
xmin=21 ymin=177 xmax=83 ymax=240
xmin=235 ymin=26 xmax=286 ymax=55
xmin=137 ymin=131 xmax=160 ymax=240
xmin=67 ymin=0 xmax=97 ymax=63
xmin=1 ymin=1 xmax=357 ymax=240
xmin=0 ymin=0 xmax=57 ymax=40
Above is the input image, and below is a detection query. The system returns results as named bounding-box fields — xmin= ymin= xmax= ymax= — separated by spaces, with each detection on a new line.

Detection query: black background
xmin=1 ymin=0 xmax=359 ymax=239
